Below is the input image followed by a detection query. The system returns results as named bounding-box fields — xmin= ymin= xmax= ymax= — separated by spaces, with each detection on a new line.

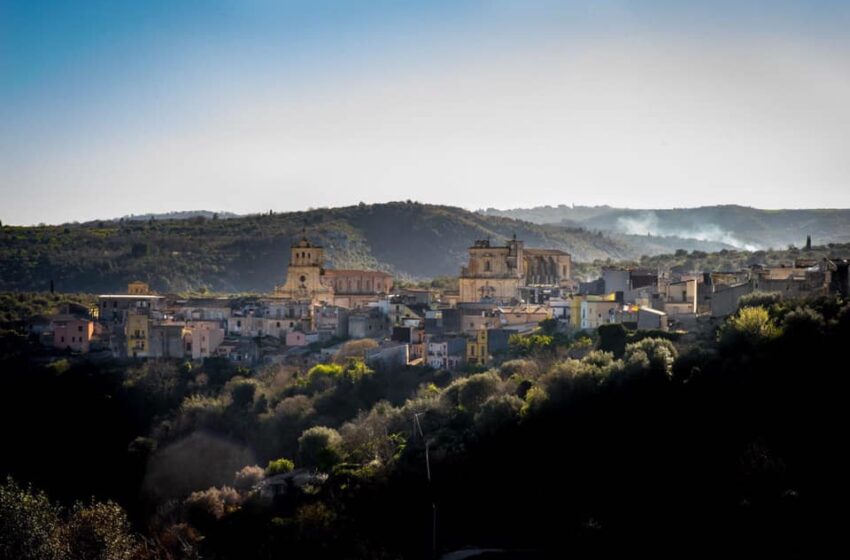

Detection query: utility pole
xmin=414 ymin=412 xmax=437 ymax=560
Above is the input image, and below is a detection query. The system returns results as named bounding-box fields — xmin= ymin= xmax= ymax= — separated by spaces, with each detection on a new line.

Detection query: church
xmin=459 ymin=235 xmax=571 ymax=303
xmin=274 ymin=233 xmax=393 ymax=308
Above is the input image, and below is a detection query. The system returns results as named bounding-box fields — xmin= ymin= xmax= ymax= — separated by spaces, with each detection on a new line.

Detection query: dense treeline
xmin=0 ymin=202 xmax=641 ymax=293
xmin=2 ymin=296 xmax=848 ymax=558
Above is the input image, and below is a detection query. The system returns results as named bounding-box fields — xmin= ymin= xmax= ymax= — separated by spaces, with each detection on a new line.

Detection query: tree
xmin=234 ymin=465 xmax=265 ymax=491
xmin=64 ymin=500 xmax=139 ymax=560
xmin=623 ymin=337 xmax=678 ymax=379
xmin=0 ymin=478 xmax=64 ymax=560
xmin=333 ymin=339 xmax=378 ymax=363
xmin=298 ymin=426 xmax=344 ymax=471
xmin=228 ymin=379 xmax=257 ymax=408
xmin=720 ymin=306 xmax=781 ymax=347
xmin=598 ymin=323 xmax=628 ymax=358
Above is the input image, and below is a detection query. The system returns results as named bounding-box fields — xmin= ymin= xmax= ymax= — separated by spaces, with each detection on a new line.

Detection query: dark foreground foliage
xmin=2 ymin=297 xmax=849 ymax=558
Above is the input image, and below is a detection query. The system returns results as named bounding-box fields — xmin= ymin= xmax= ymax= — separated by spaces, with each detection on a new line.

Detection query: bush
xmin=298 ymin=427 xmax=344 ymax=471
xmin=184 ymin=486 xmax=241 ymax=526
xmin=623 ymin=338 xmax=678 ymax=379
xmin=473 ymin=394 xmax=523 ymax=435
xmin=265 ymin=458 xmax=295 ymax=476
xmin=738 ymin=291 xmax=782 ymax=310
xmin=234 ymin=465 xmax=265 ymax=491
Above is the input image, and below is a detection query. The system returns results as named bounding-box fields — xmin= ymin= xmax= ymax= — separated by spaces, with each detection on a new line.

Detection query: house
xmin=259 ymin=469 xmax=327 ymax=499
xmin=285 ymin=331 xmax=319 ymax=347
xmin=426 ymin=337 xmax=467 ymax=371
xmin=172 ymin=298 xmax=232 ymax=321
xmin=348 ymin=307 xmax=389 ymax=339
xmin=580 ymin=299 xmax=621 ymax=330
xmin=494 ymin=305 xmax=550 ymax=326
xmin=315 ymin=305 xmax=349 ymax=340
xmin=637 ymin=307 xmax=668 ymax=331
xmin=98 ymin=294 xmax=164 ymax=326
xmin=663 ymin=278 xmax=698 ymax=316
xmin=396 ymin=288 xmax=435 ymax=307
xmin=710 ymin=282 xmax=753 ymax=318
xmin=392 ymin=326 xmax=426 ymax=361
xmin=466 ymin=328 xmax=511 ymax=366
xmin=183 ymin=321 xmax=225 ymax=360
xmin=216 ymin=338 xmax=259 ymax=365
xmin=569 ymin=293 xmax=619 ymax=329
xmin=149 ymin=323 xmax=186 ymax=358
xmin=365 ymin=341 xmax=410 ymax=369
xmin=51 ymin=315 xmax=94 ymax=353
xmin=126 ymin=311 xmax=151 ymax=358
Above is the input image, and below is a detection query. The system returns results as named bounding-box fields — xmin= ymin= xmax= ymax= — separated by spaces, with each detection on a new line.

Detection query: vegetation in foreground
xmin=1 ymin=295 xmax=848 ymax=558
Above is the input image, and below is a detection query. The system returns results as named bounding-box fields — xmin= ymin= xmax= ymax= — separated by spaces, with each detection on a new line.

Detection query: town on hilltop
xmin=35 ymin=231 xmax=850 ymax=371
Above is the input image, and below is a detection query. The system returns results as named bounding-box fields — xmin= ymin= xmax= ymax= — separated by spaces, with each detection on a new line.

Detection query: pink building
xmin=286 ymin=331 xmax=308 ymax=347
xmin=183 ymin=321 xmax=225 ymax=360
xmin=52 ymin=315 xmax=94 ymax=353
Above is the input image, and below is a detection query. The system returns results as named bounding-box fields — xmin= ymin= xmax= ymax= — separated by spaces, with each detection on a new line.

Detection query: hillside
xmin=0 ymin=202 xmax=644 ymax=293
xmin=482 ymin=205 xmax=850 ymax=250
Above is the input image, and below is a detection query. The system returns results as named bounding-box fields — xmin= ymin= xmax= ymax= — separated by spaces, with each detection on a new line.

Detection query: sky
xmin=2 ymin=1 xmax=850 ymax=225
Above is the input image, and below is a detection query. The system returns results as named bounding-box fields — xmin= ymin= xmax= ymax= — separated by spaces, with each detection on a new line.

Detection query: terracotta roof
xmin=524 ymin=248 xmax=570 ymax=256
xmin=324 ymin=269 xmax=393 ymax=277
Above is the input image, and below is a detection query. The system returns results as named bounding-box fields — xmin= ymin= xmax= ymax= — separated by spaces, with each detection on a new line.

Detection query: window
xmin=78 ymin=325 xmax=83 ymax=332
xmin=484 ymin=260 xmax=491 ymax=272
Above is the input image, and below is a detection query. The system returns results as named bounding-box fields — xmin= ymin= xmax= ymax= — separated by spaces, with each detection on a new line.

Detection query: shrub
xmin=265 ymin=458 xmax=295 ymax=476
xmin=234 ymin=465 xmax=265 ymax=491
xmin=184 ymin=486 xmax=241 ymax=526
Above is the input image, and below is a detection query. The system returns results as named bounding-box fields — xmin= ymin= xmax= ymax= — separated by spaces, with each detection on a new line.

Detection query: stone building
xmin=458 ymin=236 xmax=571 ymax=304
xmin=275 ymin=233 xmax=393 ymax=308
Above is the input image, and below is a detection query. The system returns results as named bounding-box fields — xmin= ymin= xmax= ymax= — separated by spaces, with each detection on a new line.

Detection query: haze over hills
xmin=481 ymin=205 xmax=850 ymax=250
xmin=1 ymin=202 xmax=736 ymax=293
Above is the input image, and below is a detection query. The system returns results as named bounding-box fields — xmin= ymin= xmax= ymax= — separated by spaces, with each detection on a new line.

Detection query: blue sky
xmin=2 ymin=1 xmax=849 ymax=224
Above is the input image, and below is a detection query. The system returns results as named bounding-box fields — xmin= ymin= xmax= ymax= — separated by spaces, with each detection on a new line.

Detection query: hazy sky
xmin=2 ymin=1 xmax=850 ymax=225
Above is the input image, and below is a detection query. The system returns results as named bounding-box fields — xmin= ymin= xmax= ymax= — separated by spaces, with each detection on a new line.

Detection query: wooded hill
xmin=4 ymin=201 xmax=843 ymax=293
xmin=0 ymin=202 xmax=685 ymax=293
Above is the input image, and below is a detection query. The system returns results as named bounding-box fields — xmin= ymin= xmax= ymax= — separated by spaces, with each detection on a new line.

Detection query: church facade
xmin=459 ymin=236 xmax=571 ymax=303
xmin=274 ymin=234 xmax=393 ymax=308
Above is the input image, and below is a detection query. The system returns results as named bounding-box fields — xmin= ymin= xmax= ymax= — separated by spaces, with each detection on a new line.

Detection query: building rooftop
xmin=98 ymin=294 xmax=164 ymax=299
xmin=324 ymin=269 xmax=393 ymax=277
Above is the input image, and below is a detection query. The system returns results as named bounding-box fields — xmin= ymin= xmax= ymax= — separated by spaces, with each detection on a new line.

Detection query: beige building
xmin=275 ymin=234 xmax=393 ymax=308
xmin=459 ymin=236 xmax=571 ymax=304
xmin=275 ymin=236 xmax=334 ymax=302
xmin=127 ymin=281 xmax=152 ymax=295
